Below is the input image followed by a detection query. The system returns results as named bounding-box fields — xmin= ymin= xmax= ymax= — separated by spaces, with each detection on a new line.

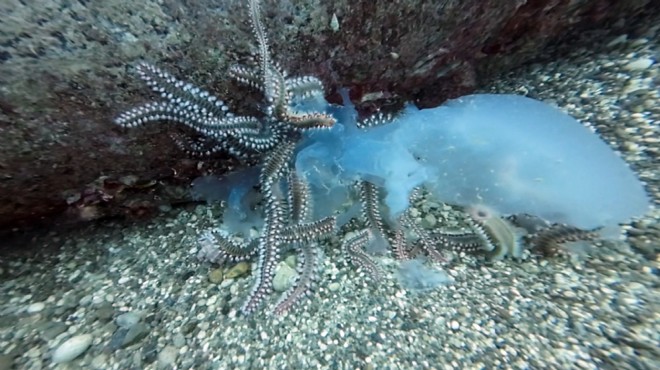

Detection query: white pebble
xmin=52 ymin=334 xmax=92 ymax=363
xmin=26 ymin=302 xmax=45 ymax=314
xmin=272 ymin=263 xmax=297 ymax=292
xmin=624 ymin=57 xmax=654 ymax=71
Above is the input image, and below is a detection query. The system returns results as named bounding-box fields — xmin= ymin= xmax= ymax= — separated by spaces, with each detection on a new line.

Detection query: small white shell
xmin=330 ymin=13 xmax=339 ymax=32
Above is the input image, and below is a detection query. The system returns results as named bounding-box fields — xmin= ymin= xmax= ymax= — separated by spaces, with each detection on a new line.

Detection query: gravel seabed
xmin=1 ymin=18 xmax=659 ymax=370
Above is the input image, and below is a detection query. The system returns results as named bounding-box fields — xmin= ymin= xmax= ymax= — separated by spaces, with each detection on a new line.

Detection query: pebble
xmin=624 ymin=57 xmax=654 ymax=71
xmin=26 ymin=302 xmax=45 ymax=314
xmin=52 ymin=334 xmax=92 ymax=363
xmin=225 ymin=262 xmax=249 ymax=279
xmin=157 ymin=345 xmax=178 ymax=369
xmin=116 ymin=312 xmax=141 ymax=328
xmin=94 ymin=305 xmax=115 ymax=322
xmin=90 ymin=353 xmax=109 ymax=369
xmin=273 ymin=263 xmax=297 ymax=292
xmin=120 ymin=323 xmax=150 ymax=348
xmin=208 ymin=268 xmax=224 ymax=284
xmin=173 ymin=333 xmax=186 ymax=348
xmin=421 ymin=214 xmax=437 ymax=229
xmin=41 ymin=321 xmax=68 ymax=340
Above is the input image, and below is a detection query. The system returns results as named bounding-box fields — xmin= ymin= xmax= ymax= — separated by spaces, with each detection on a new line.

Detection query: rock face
xmin=0 ymin=0 xmax=655 ymax=232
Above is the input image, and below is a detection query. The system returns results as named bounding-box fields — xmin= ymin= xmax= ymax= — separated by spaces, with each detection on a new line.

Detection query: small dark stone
xmin=400 ymin=321 xmax=417 ymax=331
xmin=180 ymin=270 xmax=195 ymax=281
xmin=121 ymin=322 xmax=150 ymax=348
xmin=41 ymin=321 xmax=68 ymax=340
xmin=141 ymin=338 xmax=159 ymax=364
xmin=221 ymin=303 xmax=231 ymax=316
xmin=94 ymin=305 xmax=115 ymax=322
xmin=0 ymin=315 xmax=15 ymax=329
xmin=369 ymin=332 xmax=384 ymax=344
xmin=107 ymin=328 xmax=129 ymax=352
xmin=0 ymin=50 xmax=12 ymax=62
xmin=182 ymin=322 xmax=197 ymax=335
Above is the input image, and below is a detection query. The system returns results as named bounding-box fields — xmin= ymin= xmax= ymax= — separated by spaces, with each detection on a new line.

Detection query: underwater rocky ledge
xmin=0 ymin=0 xmax=658 ymax=233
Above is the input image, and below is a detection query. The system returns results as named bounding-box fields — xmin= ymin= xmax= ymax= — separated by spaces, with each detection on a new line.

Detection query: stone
xmin=26 ymin=302 xmax=45 ymax=314
xmin=225 ymin=262 xmax=249 ymax=279
xmin=273 ymin=263 xmax=297 ymax=292
xmin=157 ymin=345 xmax=178 ymax=369
xmin=116 ymin=312 xmax=142 ymax=328
xmin=624 ymin=57 xmax=654 ymax=71
xmin=208 ymin=268 xmax=224 ymax=284
xmin=52 ymin=334 xmax=93 ymax=363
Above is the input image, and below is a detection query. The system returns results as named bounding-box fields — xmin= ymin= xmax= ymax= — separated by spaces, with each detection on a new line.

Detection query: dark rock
xmin=107 ymin=322 xmax=150 ymax=351
xmin=94 ymin=304 xmax=115 ymax=322
xmin=106 ymin=328 xmax=129 ymax=352
xmin=40 ymin=321 xmax=68 ymax=340
xmin=122 ymin=322 xmax=150 ymax=347
xmin=141 ymin=338 xmax=159 ymax=364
